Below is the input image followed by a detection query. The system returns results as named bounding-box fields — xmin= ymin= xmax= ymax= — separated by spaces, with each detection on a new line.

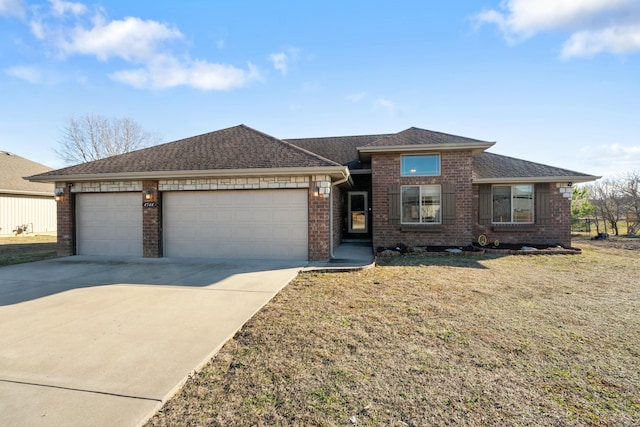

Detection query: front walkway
xmin=305 ymin=241 xmax=375 ymax=271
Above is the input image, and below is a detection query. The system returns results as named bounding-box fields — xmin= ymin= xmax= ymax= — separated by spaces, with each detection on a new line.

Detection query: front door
xmin=348 ymin=191 xmax=368 ymax=234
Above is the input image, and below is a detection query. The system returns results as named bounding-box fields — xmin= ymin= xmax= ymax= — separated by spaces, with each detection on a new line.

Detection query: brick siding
xmin=142 ymin=180 xmax=162 ymax=257
xmin=308 ymin=176 xmax=332 ymax=261
xmin=472 ymin=183 xmax=573 ymax=247
xmin=371 ymin=151 xmax=474 ymax=249
xmin=56 ymin=175 xmax=332 ymax=260
xmin=55 ymin=182 xmax=75 ymax=256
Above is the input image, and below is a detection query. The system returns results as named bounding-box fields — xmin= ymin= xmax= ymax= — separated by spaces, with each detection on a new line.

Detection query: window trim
xmin=491 ymin=184 xmax=534 ymax=224
xmin=400 ymin=184 xmax=442 ymax=224
xmin=401 ymin=154 xmax=441 ymax=177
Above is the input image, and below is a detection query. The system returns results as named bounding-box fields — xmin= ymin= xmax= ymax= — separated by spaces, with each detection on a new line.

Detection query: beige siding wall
xmin=0 ymin=194 xmax=56 ymax=235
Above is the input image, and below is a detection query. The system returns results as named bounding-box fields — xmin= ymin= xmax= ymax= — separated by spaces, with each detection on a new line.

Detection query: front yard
xmin=0 ymin=234 xmax=57 ymax=266
xmin=147 ymin=237 xmax=640 ymax=426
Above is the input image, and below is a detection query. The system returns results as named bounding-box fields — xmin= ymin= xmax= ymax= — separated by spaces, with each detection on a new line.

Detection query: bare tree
xmin=588 ymin=179 xmax=624 ymax=236
xmin=55 ymin=114 xmax=161 ymax=164
xmin=620 ymin=171 xmax=640 ymax=235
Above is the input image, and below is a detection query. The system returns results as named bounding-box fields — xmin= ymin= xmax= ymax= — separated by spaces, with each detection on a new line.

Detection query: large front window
xmin=401 ymin=185 xmax=441 ymax=224
xmin=401 ymin=154 xmax=440 ymax=176
xmin=492 ymin=185 xmax=534 ymax=223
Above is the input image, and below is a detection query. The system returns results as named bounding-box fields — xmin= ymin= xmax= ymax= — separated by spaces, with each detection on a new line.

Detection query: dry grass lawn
xmin=0 ymin=234 xmax=57 ymax=266
xmin=147 ymin=237 xmax=640 ymax=426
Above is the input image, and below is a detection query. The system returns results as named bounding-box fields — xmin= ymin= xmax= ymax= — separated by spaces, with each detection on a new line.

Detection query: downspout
xmin=329 ymin=170 xmax=351 ymax=259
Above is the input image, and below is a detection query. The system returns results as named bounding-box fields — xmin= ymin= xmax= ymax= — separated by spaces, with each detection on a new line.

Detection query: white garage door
xmin=164 ymin=190 xmax=308 ymax=260
xmin=76 ymin=193 xmax=142 ymax=256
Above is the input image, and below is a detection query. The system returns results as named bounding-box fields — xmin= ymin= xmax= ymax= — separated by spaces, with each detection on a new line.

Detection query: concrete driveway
xmin=0 ymin=256 xmax=306 ymax=427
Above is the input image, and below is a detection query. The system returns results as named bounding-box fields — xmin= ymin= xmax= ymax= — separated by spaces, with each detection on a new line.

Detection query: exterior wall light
xmin=313 ymin=186 xmax=320 ymax=197
xmin=54 ymin=187 xmax=65 ymax=202
xmin=145 ymin=189 xmax=155 ymax=200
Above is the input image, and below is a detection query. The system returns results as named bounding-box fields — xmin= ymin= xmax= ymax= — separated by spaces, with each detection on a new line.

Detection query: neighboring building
xmin=1 ymin=151 xmax=56 ymax=236
xmin=28 ymin=125 xmax=598 ymax=260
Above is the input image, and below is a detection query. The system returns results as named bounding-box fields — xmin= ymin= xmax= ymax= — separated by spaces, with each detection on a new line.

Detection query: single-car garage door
xmin=164 ymin=190 xmax=308 ymax=259
xmin=76 ymin=193 xmax=142 ymax=256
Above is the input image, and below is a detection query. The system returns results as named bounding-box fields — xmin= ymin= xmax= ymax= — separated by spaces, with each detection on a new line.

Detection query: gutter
xmin=473 ymin=175 xmax=601 ymax=184
xmin=26 ymin=166 xmax=350 ymax=183
xmin=0 ymin=189 xmax=54 ymax=197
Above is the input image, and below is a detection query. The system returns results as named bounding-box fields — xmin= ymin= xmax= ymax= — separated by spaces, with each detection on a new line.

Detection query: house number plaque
xmin=143 ymin=201 xmax=158 ymax=208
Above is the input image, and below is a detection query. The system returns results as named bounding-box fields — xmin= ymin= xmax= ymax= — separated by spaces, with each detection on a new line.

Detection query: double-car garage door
xmin=76 ymin=190 xmax=308 ymax=260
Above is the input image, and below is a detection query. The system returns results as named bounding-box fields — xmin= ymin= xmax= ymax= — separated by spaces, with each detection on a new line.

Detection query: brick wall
xmin=55 ymin=175 xmax=334 ymax=260
xmin=371 ymin=151 xmax=475 ymax=248
xmin=472 ymin=183 xmax=573 ymax=247
xmin=308 ymin=176 xmax=331 ymax=260
xmin=55 ymin=182 xmax=75 ymax=256
xmin=142 ymin=180 xmax=162 ymax=257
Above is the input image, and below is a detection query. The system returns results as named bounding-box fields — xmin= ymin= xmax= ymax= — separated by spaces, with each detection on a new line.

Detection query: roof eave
xmin=473 ymin=175 xmax=601 ymax=184
xmin=0 ymin=189 xmax=54 ymax=197
xmin=27 ymin=166 xmax=351 ymax=183
xmin=358 ymin=142 xmax=495 ymax=159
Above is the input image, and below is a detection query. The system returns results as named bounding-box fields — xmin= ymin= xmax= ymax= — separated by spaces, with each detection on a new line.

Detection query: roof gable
xmin=473 ymin=152 xmax=599 ymax=183
xmin=29 ymin=125 xmax=344 ymax=181
xmin=363 ymin=127 xmax=494 ymax=148
xmin=0 ymin=151 xmax=53 ymax=195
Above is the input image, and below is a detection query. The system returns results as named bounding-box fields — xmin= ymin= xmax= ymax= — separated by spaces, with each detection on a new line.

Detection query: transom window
xmin=401 ymin=185 xmax=441 ymax=224
xmin=492 ymin=185 xmax=534 ymax=223
xmin=401 ymin=154 xmax=440 ymax=176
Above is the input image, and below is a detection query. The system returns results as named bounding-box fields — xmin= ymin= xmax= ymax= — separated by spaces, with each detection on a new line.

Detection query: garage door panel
xmin=76 ymin=193 xmax=142 ymax=257
xmin=164 ymin=190 xmax=308 ymax=259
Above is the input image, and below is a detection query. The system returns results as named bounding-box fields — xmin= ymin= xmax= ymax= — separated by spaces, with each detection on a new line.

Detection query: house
xmin=28 ymin=125 xmax=599 ymax=260
xmin=1 ymin=151 xmax=57 ymax=236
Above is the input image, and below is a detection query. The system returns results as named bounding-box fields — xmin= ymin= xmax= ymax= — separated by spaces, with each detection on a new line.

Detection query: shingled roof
xmin=473 ymin=152 xmax=598 ymax=183
xmin=0 ymin=151 xmax=53 ymax=196
xmin=285 ymin=134 xmax=389 ymax=169
xmin=360 ymin=127 xmax=495 ymax=152
xmin=29 ymin=125 xmax=346 ymax=181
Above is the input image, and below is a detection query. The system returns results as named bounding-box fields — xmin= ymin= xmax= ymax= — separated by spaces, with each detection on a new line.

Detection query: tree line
xmin=573 ymin=172 xmax=640 ymax=236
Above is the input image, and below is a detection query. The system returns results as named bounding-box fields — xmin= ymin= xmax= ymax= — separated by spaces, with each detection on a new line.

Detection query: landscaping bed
xmin=475 ymin=243 xmax=582 ymax=255
xmin=375 ymin=242 xmax=581 ymax=258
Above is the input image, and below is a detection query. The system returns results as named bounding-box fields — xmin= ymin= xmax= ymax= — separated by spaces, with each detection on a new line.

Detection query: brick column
xmin=142 ymin=180 xmax=162 ymax=257
xmin=308 ymin=178 xmax=331 ymax=261
xmin=55 ymin=182 xmax=75 ymax=257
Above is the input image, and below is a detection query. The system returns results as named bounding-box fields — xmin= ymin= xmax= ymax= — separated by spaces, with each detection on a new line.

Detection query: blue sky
xmin=1 ymin=0 xmax=639 ymax=179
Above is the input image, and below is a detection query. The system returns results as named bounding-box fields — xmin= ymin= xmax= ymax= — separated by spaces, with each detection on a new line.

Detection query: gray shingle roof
xmin=26 ymin=124 xmax=598 ymax=184
xmin=285 ymin=134 xmax=389 ymax=169
xmin=363 ymin=127 xmax=494 ymax=148
xmin=0 ymin=151 xmax=53 ymax=195
xmin=473 ymin=152 xmax=598 ymax=182
xmin=30 ymin=125 xmax=343 ymax=180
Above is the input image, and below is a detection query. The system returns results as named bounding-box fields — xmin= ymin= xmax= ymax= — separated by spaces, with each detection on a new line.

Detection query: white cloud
xmin=268 ymin=47 xmax=300 ymax=75
xmin=269 ymin=52 xmax=288 ymax=75
xmin=579 ymin=143 xmax=640 ymax=174
xmin=0 ymin=0 xmax=24 ymax=17
xmin=110 ymin=57 xmax=260 ymax=90
xmin=475 ymin=0 xmax=640 ymax=57
xmin=374 ymin=98 xmax=399 ymax=115
xmin=561 ymin=25 xmax=640 ymax=57
xmin=49 ymin=0 xmax=87 ymax=17
xmin=4 ymin=65 xmax=43 ymax=83
xmin=16 ymin=2 xmax=261 ymax=91
xmin=58 ymin=16 xmax=183 ymax=62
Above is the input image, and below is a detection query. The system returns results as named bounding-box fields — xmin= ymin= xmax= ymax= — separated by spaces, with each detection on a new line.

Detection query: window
xmin=401 ymin=154 xmax=440 ymax=176
xmin=401 ymin=185 xmax=441 ymax=224
xmin=492 ymin=185 xmax=534 ymax=223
